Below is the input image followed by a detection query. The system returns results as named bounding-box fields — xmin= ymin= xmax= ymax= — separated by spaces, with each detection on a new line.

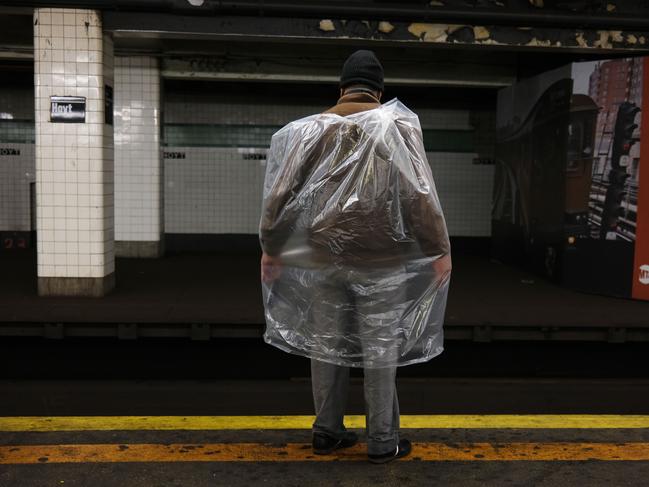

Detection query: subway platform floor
xmin=1 ymin=250 xmax=649 ymax=340
xmin=2 ymin=379 xmax=649 ymax=486
xmin=2 ymin=422 xmax=649 ymax=487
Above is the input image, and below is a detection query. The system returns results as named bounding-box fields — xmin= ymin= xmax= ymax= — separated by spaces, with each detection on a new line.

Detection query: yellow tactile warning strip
xmin=2 ymin=415 xmax=649 ymax=432
xmin=1 ymin=442 xmax=649 ymax=464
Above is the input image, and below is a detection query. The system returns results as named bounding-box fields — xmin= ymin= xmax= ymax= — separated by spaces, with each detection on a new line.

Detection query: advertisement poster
xmin=494 ymin=58 xmax=648 ymax=300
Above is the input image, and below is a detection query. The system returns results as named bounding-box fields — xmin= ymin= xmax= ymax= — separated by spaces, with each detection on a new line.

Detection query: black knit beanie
xmin=339 ymin=50 xmax=384 ymax=92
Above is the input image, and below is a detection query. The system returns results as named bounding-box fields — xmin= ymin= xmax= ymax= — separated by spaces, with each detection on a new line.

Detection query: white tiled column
xmin=34 ymin=8 xmax=115 ymax=296
xmin=114 ymin=56 xmax=164 ymax=257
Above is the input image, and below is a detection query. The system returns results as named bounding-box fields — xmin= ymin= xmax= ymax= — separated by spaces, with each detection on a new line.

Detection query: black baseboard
xmin=0 ymin=231 xmax=34 ymax=251
xmin=164 ymin=233 xmax=489 ymax=256
xmin=164 ymin=233 xmax=262 ymax=254
xmin=0 ymin=232 xmax=491 ymax=256
xmin=448 ymin=236 xmax=491 ymax=256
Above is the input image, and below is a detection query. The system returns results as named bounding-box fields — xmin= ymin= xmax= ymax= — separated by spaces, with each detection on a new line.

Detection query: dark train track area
xmin=2 ymin=245 xmax=648 ymax=381
xmin=1 ymin=246 xmax=649 ymax=343
xmin=1 ymin=336 xmax=648 ymax=381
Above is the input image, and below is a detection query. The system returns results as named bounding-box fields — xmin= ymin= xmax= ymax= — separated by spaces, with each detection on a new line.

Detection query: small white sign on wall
xmin=50 ymin=96 xmax=86 ymax=123
xmin=237 ymin=148 xmax=268 ymax=164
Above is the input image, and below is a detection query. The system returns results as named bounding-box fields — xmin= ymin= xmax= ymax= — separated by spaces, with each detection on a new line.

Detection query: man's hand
xmin=432 ymin=254 xmax=452 ymax=287
xmin=261 ymin=252 xmax=283 ymax=283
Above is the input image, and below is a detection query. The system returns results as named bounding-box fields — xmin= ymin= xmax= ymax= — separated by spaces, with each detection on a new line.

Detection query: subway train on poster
xmin=493 ymin=78 xmax=599 ymax=278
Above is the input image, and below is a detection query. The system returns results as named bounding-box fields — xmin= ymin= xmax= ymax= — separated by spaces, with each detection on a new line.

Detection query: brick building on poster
xmin=588 ymin=58 xmax=643 ymax=182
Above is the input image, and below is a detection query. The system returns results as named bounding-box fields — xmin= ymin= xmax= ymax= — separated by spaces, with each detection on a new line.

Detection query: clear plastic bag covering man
xmin=260 ymin=99 xmax=451 ymax=368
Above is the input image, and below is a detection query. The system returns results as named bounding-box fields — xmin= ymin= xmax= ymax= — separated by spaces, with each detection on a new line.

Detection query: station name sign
xmin=50 ymin=96 xmax=86 ymax=123
xmin=163 ymin=151 xmax=186 ymax=159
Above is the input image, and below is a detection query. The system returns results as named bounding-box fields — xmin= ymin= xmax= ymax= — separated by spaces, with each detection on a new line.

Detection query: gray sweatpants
xmin=307 ymin=264 xmax=405 ymax=455
xmin=311 ymin=359 xmax=400 ymax=455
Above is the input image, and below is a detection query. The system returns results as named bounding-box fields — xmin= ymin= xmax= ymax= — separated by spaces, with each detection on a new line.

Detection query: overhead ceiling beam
xmin=161 ymin=55 xmax=516 ymax=88
xmin=105 ymin=12 xmax=649 ymax=54
xmin=7 ymin=1 xmax=649 ymax=31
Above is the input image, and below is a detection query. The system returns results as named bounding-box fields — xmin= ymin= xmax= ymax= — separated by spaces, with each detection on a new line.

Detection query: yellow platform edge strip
xmin=2 ymin=442 xmax=649 ymax=463
xmin=2 ymin=415 xmax=649 ymax=432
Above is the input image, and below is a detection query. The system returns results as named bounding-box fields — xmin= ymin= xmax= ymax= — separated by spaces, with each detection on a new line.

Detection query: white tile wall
xmin=419 ymin=108 xmax=493 ymax=237
xmin=163 ymin=149 xmax=492 ymax=237
xmin=114 ymin=56 xmax=162 ymax=242
xmin=34 ymin=8 xmax=114 ymax=279
xmin=163 ymin=97 xmax=493 ymax=237
xmin=165 ymin=148 xmax=265 ymax=234
xmin=429 ymin=152 xmax=493 ymax=237
xmin=0 ymin=144 xmax=35 ymax=231
xmin=1 ymin=74 xmax=492 ymax=241
xmin=0 ymin=87 xmax=35 ymax=232
xmin=164 ymin=92 xmax=305 ymax=234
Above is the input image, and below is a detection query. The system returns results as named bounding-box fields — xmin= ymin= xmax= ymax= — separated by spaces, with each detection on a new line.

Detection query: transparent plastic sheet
xmin=259 ymin=99 xmax=451 ymax=368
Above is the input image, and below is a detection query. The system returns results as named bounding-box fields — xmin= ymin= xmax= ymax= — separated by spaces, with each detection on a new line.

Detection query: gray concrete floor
xmin=2 ymin=428 xmax=649 ymax=487
xmin=3 ymin=460 xmax=648 ymax=487
xmin=2 ymin=379 xmax=649 ymax=486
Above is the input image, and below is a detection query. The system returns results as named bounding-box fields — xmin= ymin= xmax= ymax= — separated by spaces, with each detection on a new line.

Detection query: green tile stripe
xmin=0 ymin=120 xmax=474 ymax=152
xmin=423 ymin=129 xmax=474 ymax=153
xmin=0 ymin=120 xmax=35 ymax=144
xmin=163 ymin=124 xmax=474 ymax=152
xmin=163 ymin=124 xmax=278 ymax=149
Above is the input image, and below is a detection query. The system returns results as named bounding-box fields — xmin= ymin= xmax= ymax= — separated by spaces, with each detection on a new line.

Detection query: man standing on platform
xmin=259 ymin=50 xmax=451 ymax=464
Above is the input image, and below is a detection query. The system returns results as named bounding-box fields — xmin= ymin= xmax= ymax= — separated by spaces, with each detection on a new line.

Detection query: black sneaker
xmin=312 ymin=431 xmax=358 ymax=455
xmin=368 ymin=439 xmax=412 ymax=464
